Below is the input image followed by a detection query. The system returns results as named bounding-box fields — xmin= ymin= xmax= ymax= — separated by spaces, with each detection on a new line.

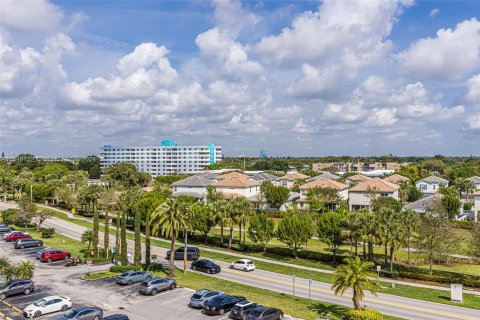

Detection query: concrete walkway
xmin=36 ymin=204 xmax=480 ymax=295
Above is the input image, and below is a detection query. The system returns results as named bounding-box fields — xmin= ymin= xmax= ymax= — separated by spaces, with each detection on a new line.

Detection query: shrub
xmin=40 ymin=227 xmax=55 ymax=238
xmin=142 ymin=263 xmax=164 ymax=272
xmin=109 ymin=265 xmax=142 ymax=273
xmin=347 ymin=308 xmax=384 ymax=320
xmin=88 ymin=257 xmax=111 ymax=265
xmin=1 ymin=209 xmax=18 ymax=224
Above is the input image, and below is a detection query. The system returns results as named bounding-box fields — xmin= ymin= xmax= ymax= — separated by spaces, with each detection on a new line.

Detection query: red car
xmin=41 ymin=250 xmax=70 ymax=263
xmin=5 ymin=232 xmax=31 ymax=242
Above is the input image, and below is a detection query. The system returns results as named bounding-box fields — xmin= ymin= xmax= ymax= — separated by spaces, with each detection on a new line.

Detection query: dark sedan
xmin=244 ymin=307 xmax=284 ymax=320
xmin=191 ymin=259 xmax=221 ymax=274
xmin=203 ymin=295 xmax=246 ymax=315
xmin=55 ymin=306 xmax=103 ymax=320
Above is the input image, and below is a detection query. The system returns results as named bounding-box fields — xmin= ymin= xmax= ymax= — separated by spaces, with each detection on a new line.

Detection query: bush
xmin=1 ymin=209 xmax=18 ymax=224
xmin=379 ymin=270 xmax=399 ymax=279
xmin=347 ymin=308 xmax=384 ymax=320
xmin=109 ymin=265 xmax=142 ymax=273
xmin=40 ymin=227 xmax=55 ymax=238
xmin=88 ymin=257 xmax=111 ymax=265
xmin=142 ymin=263 xmax=164 ymax=272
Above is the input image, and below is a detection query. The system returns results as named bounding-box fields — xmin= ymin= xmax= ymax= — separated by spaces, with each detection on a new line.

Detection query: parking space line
xmin=159 ymin=294 xmax=192 ymax=306
xmin=5 ymin=291 xmax=45 ymax=301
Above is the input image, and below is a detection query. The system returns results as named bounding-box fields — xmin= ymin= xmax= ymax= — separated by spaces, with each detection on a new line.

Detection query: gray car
xmin=138 ymin=277 xmax=176 ymax=295
xmin=55 ymin=306 xmax=103 ymax=320
xmin=116 ymin=270 xmax=151 ymax=285
xmin=15 ymin=238 xmax=43 ymax=249
xmin=0 ymin=279 xmax=34 ymax=300
xmin=189 ymin=289 xmax=225 ymax=308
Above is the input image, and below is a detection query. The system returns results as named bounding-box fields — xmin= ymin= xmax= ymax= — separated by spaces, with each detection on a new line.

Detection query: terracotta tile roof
xmin=211 ymin=176 xmax=260 ymax=188
xmin=347 ymin=174 xmax=372 ymax=183
xmin=299 ymin=178 xmax=348 ymax=190
xmin=383 ymin=174 xmax=410 ymax=184
xmin=279 ymin=172 xmax=310 ymax=181
xmin=216 ymin=172 xmax=250 ymax=180
xmin=220 ymin=192 xmax=246 ymax=199
xmin=349 ymin=178 xmax=400 ymax=192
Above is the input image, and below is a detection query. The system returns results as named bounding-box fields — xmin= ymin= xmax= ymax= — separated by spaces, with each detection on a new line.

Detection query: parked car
xmin=36 ymin=248 xmax=55 ymax=259
xmin=229 ymin=300 xmax=261 ymax=320
xmin=166 ymin=246 xmax=200 ymax=260
xmin=5 ymin=231 xmax=31 ymax=242
xmin=65 ymin=257 xmax=82 ymax=267
xmin=0 ymin=226 xmax=11 ymax=235
xmin=203 ymin=295 xmax=246 ymax=315
xmin=191 ymin=259 xmax=221 ymax=274
xmin=0 ymin=279 xmax=34 ymax=300
xmin=102 ymin=315 xmax=129 ymax=320
xmin=116 ymin=270 xmax=151 ymax=285
xmin=189 ymin=289 xmax=225 ymax=308
xmin=138 ymin=277 xmax=176 ymax=295
xmin=244 ymin=307 xmax=284 ymax=320
xmin=55 ymin=306 xmax=103 ymax=320
xmin=230 ymin=259 xmax=256 ymax=272
xmin=14 ymin=238 xmax=43 ymax=249
xmin=23 ymin=295 xmax=72 ymax=318
xmin=2 ymin=231 xmax=14 ymax=239
xmin=41 ymin=250 xmax=70 ymax=263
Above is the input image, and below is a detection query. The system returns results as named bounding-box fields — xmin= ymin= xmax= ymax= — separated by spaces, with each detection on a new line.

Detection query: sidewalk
xmin=38 ymin=204 xmax=480 ymax=296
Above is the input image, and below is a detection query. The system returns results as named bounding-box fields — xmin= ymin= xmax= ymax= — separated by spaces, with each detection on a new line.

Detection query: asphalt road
xmin=43 ymin=216 xmax=480 ymax=320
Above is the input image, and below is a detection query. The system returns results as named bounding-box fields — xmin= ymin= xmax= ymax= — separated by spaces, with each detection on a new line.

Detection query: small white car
xmin=23 ymin=295 xmax=72 ymax=318
xmin=230 ymin=259 xmax=255 ymax=272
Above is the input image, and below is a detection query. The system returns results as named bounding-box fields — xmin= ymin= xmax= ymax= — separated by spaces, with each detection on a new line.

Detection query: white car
xmin=230 ymin=259 xmax=255 ymax=272
xmin=23 ymin=295 xmax=72 ymax=318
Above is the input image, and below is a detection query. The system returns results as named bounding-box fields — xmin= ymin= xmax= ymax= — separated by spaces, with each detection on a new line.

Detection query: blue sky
xmin=1 ymin=0 xmax=479 ymax=157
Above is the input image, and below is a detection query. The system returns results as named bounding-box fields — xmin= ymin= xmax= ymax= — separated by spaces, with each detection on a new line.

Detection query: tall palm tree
xmin=80 ymin=185 xmax=104 ymax=257
xmin=226 ymin=199 xmax=239 ymax=249
xmin=118 ymin=188 xmax=143 ymax=265
xmin=399 ymin=181 xmax=411 ymax=205
xmin=1 ymin=265 xmax=17 ymax=282
xmin=0 ymin=257 xmax=10 ymax=272
xmin=0 ymin=169 xmax=13 ymax=202
xmin=235 ymin=197 xmax=255 ymax=247
xmin=151 ymin=198 xmax=190 ymax=277
xmin=15 ymin=261 xmax=35 ymax=279
xmin=403 ymin=209 xmax=418 ymax=265
xmin=215 ymin=200 xmax=229 ymax=246
xmin=98 ymin=188 xmax=121 ymax=258
xmin=332 ymin=256 xmax=377 ymax=310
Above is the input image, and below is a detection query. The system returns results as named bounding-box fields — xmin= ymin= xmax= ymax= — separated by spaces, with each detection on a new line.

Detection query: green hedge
xmin=347 ymin=308 xmax=384 ymax=320
xmin=109 ymin=263 xmax=164 ymax=273
xmin=88 ymin=257 xmax=111 ymax=264
xmin=41 ymin=227 xmax=55 ymax=238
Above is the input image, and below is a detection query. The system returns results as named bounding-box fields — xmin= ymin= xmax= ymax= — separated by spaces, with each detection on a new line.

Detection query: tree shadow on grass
xmin=308 ymin=302 xmax=349 ymax=319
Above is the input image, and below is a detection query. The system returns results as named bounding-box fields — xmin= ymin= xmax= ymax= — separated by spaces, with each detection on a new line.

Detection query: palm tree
xmin=403 ymin=209 xmax=418 ymax=265
xmin=99 ymin=189 xmax=121 ymax=259
xmin=15 ymin=261 xmax=35 ymax=279
xmin=80 ymin=185 xmax=104 ymax=257
xmin=399 ymin=181 xmax=411 ymax=205
xmin=215 ymin=200 xmax=229 ymax=246
xmin=81 ymin=229 xmax=94 ymax=249
xmin=332 ymin=256 xmax=377 ymax=310
xmin=151 ymin=198 xmax=190 ymax=277
xmin=0 ymin=169 xmax=13 ymax=202
xmin=0 ymin=257 xmax=10 ymax=272
xmin=118 ymin=188 xmax=143 ymax=265
xmin=235 ymin=197 xmax=255 ymax=247
xmin=1 ymin=265 xmax=17 ymax=282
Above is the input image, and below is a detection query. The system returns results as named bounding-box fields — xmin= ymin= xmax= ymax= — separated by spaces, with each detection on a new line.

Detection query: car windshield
xmin=34 ymin=299 xmax=47 ymax=307
xmin=63 ymin=309 xmax=80 ymax=318
xmin=119 ymin=272 xmax=131 ymax=277
xmin=210 ymin=296 xmax=224 ymax=304
xmin=192 ymin=294 xmax=202 ymax=299
xmin=247 ymin=261 xmax=254 ymax=265
xmin=204 ymin=261 xmax=214 ymax=266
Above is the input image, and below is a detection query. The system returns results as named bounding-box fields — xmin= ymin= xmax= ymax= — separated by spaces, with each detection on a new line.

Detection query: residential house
xmin=467 ymin=176 xmax=480 ymax=190
xmin=255 ymin=192 xmax=300 ymax=211
xmin=415 ymin=176 xmax=449 ymax=194
xmin=278 ymin=172 xmax=309 ymax=188
xmin=211 ymin=176 xmax=260 ymax=198
xmin=307 ymin=172 xmax=341 ymax=182
xmin=172 ymin=175 xmax=215 ymax=199
xmin=348 ymin=178 xmax=400 ymax=210
xmin=250 ymin=172 xmax=280 ymax=186
xmin=473 ymin=191 xmax=480 ymax=221
xmin=404 ymin=193 xmax=443 ymax=214
xmin=297 ymin=179 xmax=349 ymax=210
xmin=345 ymin=174 xmax=371 ymax=185
xmin=383 ymin=174 xmax=410 ymax=185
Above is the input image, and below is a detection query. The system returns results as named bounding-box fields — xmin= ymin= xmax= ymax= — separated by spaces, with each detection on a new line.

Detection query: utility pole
xmin=30 ymin=184 xmax=33 ymax=204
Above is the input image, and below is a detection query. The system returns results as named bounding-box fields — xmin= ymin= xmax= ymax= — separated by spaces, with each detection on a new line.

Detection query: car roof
xmin=253 ymin=307 xmax=272 ymax=312
xmin=236 ymin=300 xmax=254 ymax=306
xmin=71 ymin=306 xmax=101 ymax=312
xmin=145 ymin=277 xmax=165 ymax=283
xmin=237 ymin=259 xmax=252 ymax=262
xmin=38 ymin=295 xmax=65 ymax=300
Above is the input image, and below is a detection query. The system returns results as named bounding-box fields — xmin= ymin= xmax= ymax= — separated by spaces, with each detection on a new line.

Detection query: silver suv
xmin=0 ymin=279 xmax=34 ymax=300
xmin=189 ymin=289 xmax=225 ymax=308
xmin=138 ymin=277 xmax=176 ymax=295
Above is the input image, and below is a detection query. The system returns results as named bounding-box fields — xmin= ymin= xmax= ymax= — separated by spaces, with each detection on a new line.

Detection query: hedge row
xmin=347 ymin=309 xmax=384 ymax=320
xmin=380 ymin=268 xmax=480 ymax=288
xmin=109 ymin=263 xmax=164 ymax=273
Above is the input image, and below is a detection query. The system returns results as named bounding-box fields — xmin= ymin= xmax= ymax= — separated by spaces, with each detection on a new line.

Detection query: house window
xmin=380 ymin=193 xmax=388 ymax=197
xmin=282 ymin=181 xmax=287 ymax=186
xmin=433 ymin=185 xmax=436 ymax=190
xmin=419 ymin=184 xmax=427 ymax=191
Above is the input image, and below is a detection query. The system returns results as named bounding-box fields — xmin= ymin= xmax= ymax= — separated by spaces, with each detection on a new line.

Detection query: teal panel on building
xmin=161 ymin=139 xmax=178 ymax=146
xmin=207 ymin=144 xmax=215 ymax=164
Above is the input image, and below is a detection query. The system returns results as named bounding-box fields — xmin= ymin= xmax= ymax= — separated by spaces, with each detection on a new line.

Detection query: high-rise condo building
xmin=99 ymin=140 xmax=222 ymax=177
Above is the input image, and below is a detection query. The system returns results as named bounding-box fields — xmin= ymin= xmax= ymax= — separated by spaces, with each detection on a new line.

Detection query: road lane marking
xmin=221 ymin=268 xmax=479 ymax=320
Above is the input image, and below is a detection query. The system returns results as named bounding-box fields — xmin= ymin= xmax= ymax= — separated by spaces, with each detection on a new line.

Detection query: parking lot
xmin=0 ymin=239 xmax=252 ymax=320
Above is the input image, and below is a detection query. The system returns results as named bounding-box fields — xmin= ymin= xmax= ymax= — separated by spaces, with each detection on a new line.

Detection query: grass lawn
xmin=84 ymin=269 xmax=404 ymax=320
xmin=84 ymin=271 xmax=117 ymax=280
xmin=41 ymin=206 xmax=480 ymax=310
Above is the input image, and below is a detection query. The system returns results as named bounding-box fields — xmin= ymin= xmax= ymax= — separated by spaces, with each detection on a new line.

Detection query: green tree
xmin=81 ymin=229 xmax=94 ymax=249
xmin=403 ymin=209 xmax=419 ymax=265
xmin=277 ymin=211 xmax=313 ymax=258
xmin=332 ymin=256 xmax=377 ymax=310
xmin=441 ymin=193 xmax=461 ymax=219
xmin=235 ymin=197 xmax=255 ymax=246
xmin=317 ymin=211 xmax=344 ymax=263
xmin=190 ymin=203 xmax=215 ymax=244
xmin=15 ymin=261 xmax=35 ymax=279
xmin=79 ymin=184 xmax=103 ymax=257
xmin=262 ymin=183 xmax=290 ymax=210
xmin=78 ymin=156 xmax=101 ymax=179
xmin=98 ymin=188 xmax=121 ymax=259
xmin=102 ymin=163 xmax=150 ymax=188
xmin=398 ymin=165 xmax=421 ymax=182
xmin=151 ymin=198 xmax=190 ymax=277
xmin=470 ymin=223 xmax=480 ymax=260
xmin=248 ymin=214 xmax=275 ymax=255
xmin=415 ymin=204 xmax=452 ymax=274
xmin=118 ymin=188 xmax=143 ymax=265
xmin=307 ymin=187 xmax=342 ymax=212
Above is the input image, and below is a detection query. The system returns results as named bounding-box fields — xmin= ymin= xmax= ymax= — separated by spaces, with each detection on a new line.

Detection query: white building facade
xmin=100 ymin=140 xmax=222 ymax=177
